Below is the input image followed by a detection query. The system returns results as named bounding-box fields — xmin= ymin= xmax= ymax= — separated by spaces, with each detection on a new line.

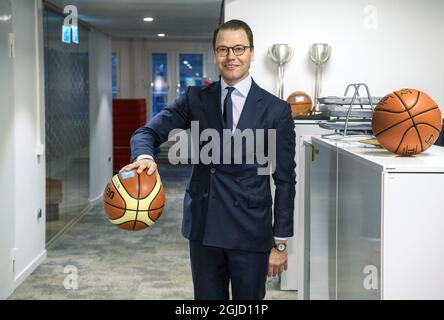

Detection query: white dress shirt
xmin=220 ymin=75 xmax=252 ymax=133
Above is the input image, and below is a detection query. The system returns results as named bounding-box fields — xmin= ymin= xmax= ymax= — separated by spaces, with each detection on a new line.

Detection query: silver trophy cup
xmin=268 ymin=44 xmax=294 ymax=99
xmin=309 ymin=43 xmax=331 ymax=111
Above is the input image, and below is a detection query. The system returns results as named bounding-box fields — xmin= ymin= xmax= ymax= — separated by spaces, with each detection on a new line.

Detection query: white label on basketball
xmin=122 ymin=171 xmax=135 ymax=180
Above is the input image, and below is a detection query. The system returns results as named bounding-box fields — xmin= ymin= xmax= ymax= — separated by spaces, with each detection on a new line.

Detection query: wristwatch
xmin=274 ymin=242 xmax=287 ymax=252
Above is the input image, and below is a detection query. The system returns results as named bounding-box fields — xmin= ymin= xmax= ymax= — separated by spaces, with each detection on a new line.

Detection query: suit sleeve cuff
xmin=136 ymin=154 xmax=154 ymax=162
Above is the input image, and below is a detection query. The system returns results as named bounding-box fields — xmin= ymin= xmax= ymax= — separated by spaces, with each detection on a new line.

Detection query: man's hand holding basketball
xmin=119 ymin=159 xmax=158 ymax=176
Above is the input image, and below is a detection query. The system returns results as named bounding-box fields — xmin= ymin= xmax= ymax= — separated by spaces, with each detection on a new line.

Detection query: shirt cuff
xmin=274 ymin=237 xmax=288 ymax=241
xmin=136 ymin=154 xmax=154 ymax=162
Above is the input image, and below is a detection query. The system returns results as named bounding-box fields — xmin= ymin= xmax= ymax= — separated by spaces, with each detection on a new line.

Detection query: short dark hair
xmin=212 ymin=19 xmax=254 ymax=50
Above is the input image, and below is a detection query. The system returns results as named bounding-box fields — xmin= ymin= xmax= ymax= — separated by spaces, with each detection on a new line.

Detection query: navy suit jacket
xmin=131 ymin=79 xmax=296 ymax=252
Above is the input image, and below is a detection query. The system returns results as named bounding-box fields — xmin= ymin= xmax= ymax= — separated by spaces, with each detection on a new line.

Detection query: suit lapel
xmin=236 ymin=80 xmax=266 ymax=131
xmin=200 ymin=82 xmax=224 ymax=132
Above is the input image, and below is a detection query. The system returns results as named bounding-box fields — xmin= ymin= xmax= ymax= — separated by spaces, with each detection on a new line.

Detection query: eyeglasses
xmin=215 ymin=45 xmax=251 ymax=57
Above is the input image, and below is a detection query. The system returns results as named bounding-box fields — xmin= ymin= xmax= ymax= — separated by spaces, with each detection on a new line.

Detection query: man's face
xmin=214 ymin=29 xmax=254 ymax=86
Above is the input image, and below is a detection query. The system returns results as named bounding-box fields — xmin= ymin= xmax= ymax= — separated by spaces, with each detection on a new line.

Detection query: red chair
xmin=112 ymin=99 xmax=147 ymax=172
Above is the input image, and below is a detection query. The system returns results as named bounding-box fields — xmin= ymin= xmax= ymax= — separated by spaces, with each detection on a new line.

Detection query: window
xmin=151 ymin=53 xmax=168 ymax=115
xmin=178 ymin=53 xmax=203 ymax=97
xmin=112 ymin=52 xmax=118 ymax=98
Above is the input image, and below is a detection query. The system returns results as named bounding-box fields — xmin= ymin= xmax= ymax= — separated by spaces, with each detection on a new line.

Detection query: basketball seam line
xmin=111 ymin=179 xmax=127 ymax=212
xmin=107 ymin=210 xmax=165 ymax=225
xmin=104 ymin=201 xmax=164 ymax=212
xmin=394 ymin=91 xmax=424 ymax=152
xmin=113 ymin=175 xmax=134 ymax=219
xmin=398 ymin=90 xmax=421 ymax=109
xmin=395 ymin=126 xmax=417 ymax=154
xmin=133 ymin=172 xmax=141 ymax=230
xmin=374 ymin=106 xmax=440 ymax=137
xmin=394 ymin=121 xmax=442 ymax=153
xmin=409 ymin=122 xmax=442 ymax=134
xmin=141 ymin=174 xmax=157 ymax=200
xmin=117 ymin=174 xmax=133 ymax=202
xmin=375 ymin=104 xmax=438 ymax=114
xmin=104 ymin=201 xmax=126 ymax=219
xmin=148 ymin=183 xmax=163 ymax=221
xmin=116 ymin=220 xmax=149 ymax=227
xmin=106 ymin=180 xmax=127 ymax=220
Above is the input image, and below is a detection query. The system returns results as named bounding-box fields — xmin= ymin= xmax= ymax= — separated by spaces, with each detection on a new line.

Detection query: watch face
xmin=276 ymin=243 xmax=286 ymax=251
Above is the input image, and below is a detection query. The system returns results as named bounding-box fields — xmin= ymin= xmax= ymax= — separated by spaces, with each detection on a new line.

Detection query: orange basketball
xmin=372 ymin=88 xmax=442 ymax=155
xmin=103 ymin=169 xmax=165 ymax=231
xmin=287 ymin=91 xmax=312 ymax=116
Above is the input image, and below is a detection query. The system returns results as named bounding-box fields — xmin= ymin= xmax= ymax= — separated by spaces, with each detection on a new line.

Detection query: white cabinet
xmin=306 ymin=136 xmax=444 ymax=299
xmin=304 ymin=138 xmax=337 ymax=299
xmin=278 ymin=120 xmax=332 ymax=291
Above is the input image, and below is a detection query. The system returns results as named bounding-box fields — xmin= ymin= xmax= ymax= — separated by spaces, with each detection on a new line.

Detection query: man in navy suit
xmin=120 ymin=19 xmax=296 ymax=300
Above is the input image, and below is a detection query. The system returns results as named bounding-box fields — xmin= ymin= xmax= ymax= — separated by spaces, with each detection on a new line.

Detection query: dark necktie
xmin=223 ymin=87 xmax=235 ymax=131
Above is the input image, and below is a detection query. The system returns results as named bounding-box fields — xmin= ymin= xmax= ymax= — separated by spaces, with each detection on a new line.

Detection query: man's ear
xmin=251 ymin=47 xmax=255 ymax=62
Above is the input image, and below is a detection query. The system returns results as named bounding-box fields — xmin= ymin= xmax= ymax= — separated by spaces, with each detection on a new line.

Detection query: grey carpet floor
xmin=9 ymin=164 xmax=297 ymax=300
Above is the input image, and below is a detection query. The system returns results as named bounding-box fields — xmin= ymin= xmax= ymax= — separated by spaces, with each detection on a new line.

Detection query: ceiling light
xmin=158 ymin=33 xmax=165 ymax=37
xmin=0 ymin=15 xmax=11 ymax=22
xmin=143 ymin=17 xmax=154 ymax=22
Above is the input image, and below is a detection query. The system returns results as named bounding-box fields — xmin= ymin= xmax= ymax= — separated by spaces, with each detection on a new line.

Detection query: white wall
xmin=10 ymin=0 xmax=46 ymax=290
xmin=112 ymin=38 xmax=218 ymax=114
xmin=89 ymin=30 xmax=113 ymax=203
xmin=0 ymin=0 xmax=15 ymax=299
xmin=226 ymin=0 xmax=444 ymax=112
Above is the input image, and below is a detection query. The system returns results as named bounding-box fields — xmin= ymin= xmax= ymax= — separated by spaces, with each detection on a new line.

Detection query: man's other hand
xmin=268 ymin=246 xmax=288 ymax=277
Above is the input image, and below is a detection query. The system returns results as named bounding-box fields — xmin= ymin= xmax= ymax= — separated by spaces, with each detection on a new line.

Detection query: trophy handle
xmin=278 ymin=64 xmax=284 ymax=99
xmin=313 ymin=63 xmax=319 ymax=111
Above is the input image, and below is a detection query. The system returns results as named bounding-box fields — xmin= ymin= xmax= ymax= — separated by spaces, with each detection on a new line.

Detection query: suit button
xmin=210 ymin=168 xmax=216 ymax=174
xmin=236 ymin=177 xmax=241 ymax=183
xmin=203 ymin=192 xmax=209 ymax=198
xmin=234 ymin=201 xmax=239 ymax=207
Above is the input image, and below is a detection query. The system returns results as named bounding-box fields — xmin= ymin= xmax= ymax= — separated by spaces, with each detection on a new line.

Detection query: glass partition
xmin=43 ymin=7 xmax=90 ymax=243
